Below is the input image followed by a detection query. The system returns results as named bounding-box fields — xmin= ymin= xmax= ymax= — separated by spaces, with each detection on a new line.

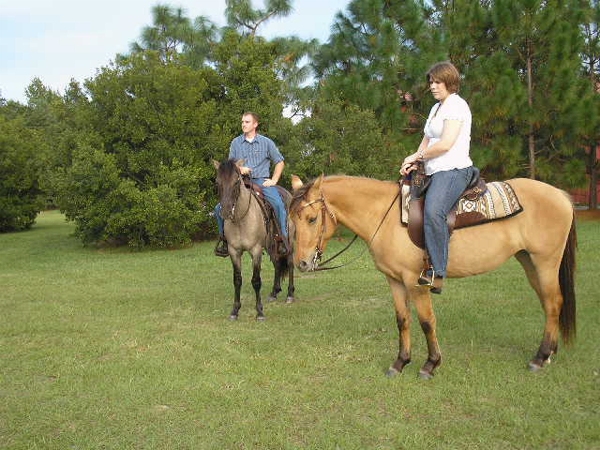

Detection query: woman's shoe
xmin=429 ymin=276 xmax=443 ymax=294
xmin=417 ymin=269 xmax=443 ymax=294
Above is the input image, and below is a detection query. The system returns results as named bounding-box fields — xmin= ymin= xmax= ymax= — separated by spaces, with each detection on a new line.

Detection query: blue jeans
xmin=423 ymin=167 xmax=474 ymax=278
xmin=215 ymin=178 xmax=288 ymax=238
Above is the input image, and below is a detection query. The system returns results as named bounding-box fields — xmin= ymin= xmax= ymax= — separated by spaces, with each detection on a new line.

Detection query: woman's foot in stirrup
xmin=416 ymin=269 xmax=443 ymax=294
xmin=417 ymin=268 xmax=434 ymax=286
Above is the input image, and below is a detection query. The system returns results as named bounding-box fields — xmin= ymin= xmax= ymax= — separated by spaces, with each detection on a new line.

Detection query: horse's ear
xmin=313 ymin=174 xmax=325 ymax=191
xmin=212 ymin=159 xmax=220 ymax=170
xmin=235 ymin=159 xmax=245 ymax=168
xmin=291 ymin=175 xmax=304 ymax=192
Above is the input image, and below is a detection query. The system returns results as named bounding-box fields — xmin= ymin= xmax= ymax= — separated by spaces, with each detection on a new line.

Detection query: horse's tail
xmin=277 ymin=255 xmax=290 ymax=283
xmin=558 ymin=212 xmax=577 ymax=345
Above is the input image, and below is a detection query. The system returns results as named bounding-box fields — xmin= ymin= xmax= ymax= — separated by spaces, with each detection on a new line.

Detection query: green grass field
xmin=1 ymin=210 xmax=599 ymax=449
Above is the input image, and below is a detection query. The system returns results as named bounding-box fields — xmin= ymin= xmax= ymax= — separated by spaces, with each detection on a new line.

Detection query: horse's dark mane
xmin=217 ymin=158 xmax=239 ymax=179
xmin=216 ymin=159 xmax=242 ymax=205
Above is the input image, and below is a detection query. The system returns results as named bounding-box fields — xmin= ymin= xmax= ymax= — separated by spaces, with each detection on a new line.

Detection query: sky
xmin=0 ymin=0 xmax=350 ymax=103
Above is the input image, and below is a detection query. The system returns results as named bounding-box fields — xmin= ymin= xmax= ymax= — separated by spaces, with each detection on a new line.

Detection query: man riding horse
xmin=214 ymin=111 xmax=290 ymax=257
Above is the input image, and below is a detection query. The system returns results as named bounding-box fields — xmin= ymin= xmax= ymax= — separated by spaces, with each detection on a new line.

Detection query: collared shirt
xmin=229 ymin=134 xmax=284 ymax=179
xmin=423 ymin=93 xmax=473 ymax=175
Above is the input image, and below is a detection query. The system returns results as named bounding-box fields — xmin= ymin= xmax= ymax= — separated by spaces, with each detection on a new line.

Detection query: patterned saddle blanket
xmin=401 ymin=180 xmax=524 ymax=249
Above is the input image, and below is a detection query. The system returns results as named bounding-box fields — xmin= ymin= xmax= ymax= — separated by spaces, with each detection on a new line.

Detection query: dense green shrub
xmin=0 ymin=115 xmax=45 ymax=231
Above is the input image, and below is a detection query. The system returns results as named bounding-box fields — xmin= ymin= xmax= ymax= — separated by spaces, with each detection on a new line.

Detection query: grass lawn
xmin=1 ymin=210 xmax=599 ymax=449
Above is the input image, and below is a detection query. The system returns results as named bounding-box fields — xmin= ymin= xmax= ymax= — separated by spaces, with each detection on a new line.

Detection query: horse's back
xmin=506 ymin=178 xmax=573 ymax=221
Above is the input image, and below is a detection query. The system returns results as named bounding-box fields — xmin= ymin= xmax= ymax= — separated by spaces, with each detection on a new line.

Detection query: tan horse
xmin=290 ymin=175 xmax=576 ymax=379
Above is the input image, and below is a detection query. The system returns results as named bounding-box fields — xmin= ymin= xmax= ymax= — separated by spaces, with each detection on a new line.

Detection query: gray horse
xmin=214 ymin=159 xmax=295 ymax=320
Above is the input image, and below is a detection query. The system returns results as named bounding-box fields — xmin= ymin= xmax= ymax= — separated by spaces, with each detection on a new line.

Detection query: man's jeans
xmin=215 ymin=178 xmax=288 ymax=238
xmin=423 ymin=166 xmax=474 ymax=278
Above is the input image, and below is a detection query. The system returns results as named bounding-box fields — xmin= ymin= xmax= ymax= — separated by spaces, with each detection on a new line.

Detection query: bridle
xmin=293 ymin=193 xmax=341 ymax=270
xmin=221 ymin=171 xmax=252 ymax=222
xmin=294 ymin=187 xmax=400 ymax=271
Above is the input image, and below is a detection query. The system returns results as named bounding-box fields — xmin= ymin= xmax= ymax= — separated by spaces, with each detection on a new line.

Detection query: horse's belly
xmin=446 ymin=223 xmax=520 ymax=277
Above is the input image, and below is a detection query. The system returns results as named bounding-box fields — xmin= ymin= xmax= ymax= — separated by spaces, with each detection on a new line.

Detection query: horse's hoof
xmin=285 ymin=296 xmax=294 ymax=304
xmin=527 ymin=358 xmax=550 ymax=372
xmin=385 ymin=367 xmax=400 ymax=378
xmin=256 ymin=315 xmax=266 ymax=322
xmin=229 ymin=315 xmax=238 ymax=321
xmin=418 ymin=369 xmax=434 ymax=380
xmin=267 ymin=296 xmax=277 ymax=302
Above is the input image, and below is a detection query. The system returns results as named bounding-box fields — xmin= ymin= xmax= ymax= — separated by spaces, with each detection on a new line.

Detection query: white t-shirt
xmin=423 ymin=93 xmax=473 ymax=175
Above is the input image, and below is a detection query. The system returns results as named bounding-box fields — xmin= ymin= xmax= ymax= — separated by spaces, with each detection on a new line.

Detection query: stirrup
xmin=214 ymin=238 xmax=229 ymax=257
xmin=417 ymin=267 xmax=435 ymax=287
xmin=416 ymin=268 xmax=443 ymax=294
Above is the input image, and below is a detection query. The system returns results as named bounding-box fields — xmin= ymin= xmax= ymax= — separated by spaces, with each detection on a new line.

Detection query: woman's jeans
xmin=215 ymin=178 xmax=288 ymax=238
xmin=423 ymin=166 xmax=474 ymax=278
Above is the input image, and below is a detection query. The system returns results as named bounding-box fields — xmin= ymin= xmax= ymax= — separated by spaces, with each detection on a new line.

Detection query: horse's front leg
xmin=412 ymin=288 xmax=442 ymax=379
xmin=385 ymin=277 xmax=412 ymax=377
xmin=251 ymin=249 xmax=265 ymax=321
xmin=229 ymin=253 xmax=243 ymax=320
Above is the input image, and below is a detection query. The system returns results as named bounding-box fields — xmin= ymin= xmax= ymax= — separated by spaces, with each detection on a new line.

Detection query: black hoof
xmin=385 ymin=367 xmax=400 ymax=378
xmin=418 ymin=369 xmax=434 ymax=380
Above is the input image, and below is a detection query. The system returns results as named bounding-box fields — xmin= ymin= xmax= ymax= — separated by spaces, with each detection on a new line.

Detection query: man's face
xmin=241 ymin=115 xmax=258 ymax=134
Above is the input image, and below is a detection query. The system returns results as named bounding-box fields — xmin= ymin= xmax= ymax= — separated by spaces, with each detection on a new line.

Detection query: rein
xmin=228 ymin=173 xmax=252 ymax=222
xmin=297 ymin=186 xmax=401 ymax=271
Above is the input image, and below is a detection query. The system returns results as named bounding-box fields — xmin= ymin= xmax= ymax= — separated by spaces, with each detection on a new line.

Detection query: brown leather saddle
xmin=243 ymin=177 xmax=291 ymax=254
xmin=403 ymin=165 xmax=488 ymax=250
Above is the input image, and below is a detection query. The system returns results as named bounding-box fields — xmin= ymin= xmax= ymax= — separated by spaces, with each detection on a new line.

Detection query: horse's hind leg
xmin=251 ymin=252 xmax=265 ymax=321
xmin=267 ymin=259 xmax=282 ymax=302
xmin=515 ymin=251 xmax=561 ymax=370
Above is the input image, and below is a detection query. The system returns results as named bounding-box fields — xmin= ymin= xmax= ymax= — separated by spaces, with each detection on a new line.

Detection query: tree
xmin=224 ymin=0 xmax=293 ymax=37
xmin=56 ymin=52 xmax=221 ymax=247
xmin=581 ymin=0 xmax=600 ymax=208
xmin=0 ymin=114 xmax=45 ymax=231
xmin=446 ymin=0 xmax=593 ymax=185
xmin=129 ymin=4 xmax=219 ymax=67
xmin=290 ymin=98 xmax=390 ymax=180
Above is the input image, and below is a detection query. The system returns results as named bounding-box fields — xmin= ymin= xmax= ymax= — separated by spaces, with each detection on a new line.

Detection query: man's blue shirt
xmin=229 ymin=134 xmax=284 ymax=179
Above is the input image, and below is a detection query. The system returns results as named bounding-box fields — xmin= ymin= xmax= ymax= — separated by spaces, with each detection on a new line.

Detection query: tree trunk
xmin=590 ymin=142 xmax=598 ymax=209
xmin=527 ymin=47 xmax=536 ymax=179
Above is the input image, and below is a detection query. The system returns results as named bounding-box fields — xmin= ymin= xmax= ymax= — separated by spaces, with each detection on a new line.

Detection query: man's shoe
xmin=214 ymin=237 xmax=229 ymax=257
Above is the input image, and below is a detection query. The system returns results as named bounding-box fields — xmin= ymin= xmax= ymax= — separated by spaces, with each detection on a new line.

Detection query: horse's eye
xmin=308 ymin=216 xmax=317 ymax=224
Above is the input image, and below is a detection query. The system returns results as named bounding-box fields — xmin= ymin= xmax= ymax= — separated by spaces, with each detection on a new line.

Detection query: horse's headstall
xmin=293 ymin=193 xmax=337 ymax=225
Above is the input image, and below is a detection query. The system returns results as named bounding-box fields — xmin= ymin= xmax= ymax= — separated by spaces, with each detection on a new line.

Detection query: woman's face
xmin=429 ymin=78 xmax=450 ymax=102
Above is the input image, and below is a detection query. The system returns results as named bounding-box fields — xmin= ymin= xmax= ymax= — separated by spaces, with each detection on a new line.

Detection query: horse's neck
xmin=233 ymin=185 xmax=255 ymax=222
xmin=324 ymin=177 xmax=398 ymax=241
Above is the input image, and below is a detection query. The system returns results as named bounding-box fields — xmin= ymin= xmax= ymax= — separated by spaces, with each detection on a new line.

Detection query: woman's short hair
xmin=426 ymin=61 xmax=461 ymax=93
